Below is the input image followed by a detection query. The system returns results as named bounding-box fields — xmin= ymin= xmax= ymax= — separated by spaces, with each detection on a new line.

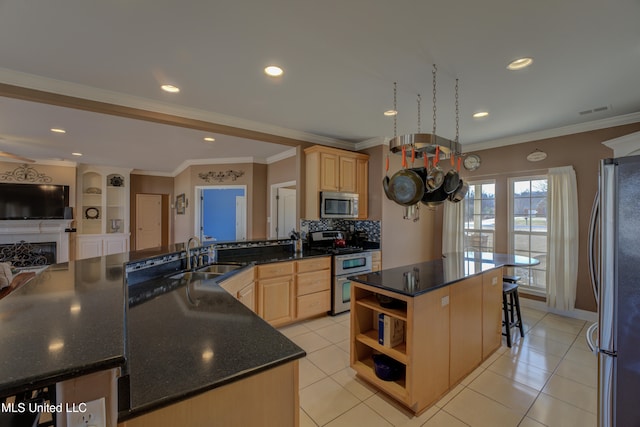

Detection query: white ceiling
xmin=1 ymin=0 xmax=639 ymax=174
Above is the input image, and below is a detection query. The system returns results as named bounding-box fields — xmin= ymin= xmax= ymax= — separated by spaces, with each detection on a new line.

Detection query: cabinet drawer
xmin=297 ymin=270 xmax=331 ymax=295
xmin=297 ymin=257 xmax=331 ymax=273
xmin=256 ymin=261 xmax=294 ymax=279
xmin=297 ymin=290 xmax=331 ymax=319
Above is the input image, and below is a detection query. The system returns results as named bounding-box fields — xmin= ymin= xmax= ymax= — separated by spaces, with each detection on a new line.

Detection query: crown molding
xmin=463 ymin=112 xmax=640 ymax=153
xmin=355 ymin=136 xmax=389 ymax=151
xmin=266 ymin=147 xmax=297 ymax=164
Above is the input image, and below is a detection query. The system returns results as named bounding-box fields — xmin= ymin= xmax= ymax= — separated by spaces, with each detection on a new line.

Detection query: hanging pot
xmin=442 ymin=154 xmax=461 ymax=194
xmin=427 ymin=146 xmax=445 ymax=192
xmin=389 ymin=146 xmax=425 ymax=206
xmin=382 ymin=155 xmax=393 ymax=200
xmin=421 ymin=179 xmax=448 ymax=206
xmin=449 ymin=179 xmax=469 ymax=203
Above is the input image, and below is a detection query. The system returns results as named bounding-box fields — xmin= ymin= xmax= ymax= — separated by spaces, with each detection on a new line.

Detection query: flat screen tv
xmin=0 ymin=183 xmax=70 ymax=220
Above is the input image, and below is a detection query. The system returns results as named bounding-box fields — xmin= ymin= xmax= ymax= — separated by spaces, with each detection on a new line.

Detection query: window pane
xmin=510 ymin=176 xmax=548 ymax=292
xmin=514 ymin=181 xmax=530 ymax=197
xmin=464 ymin=180 xmax=496 ymax=252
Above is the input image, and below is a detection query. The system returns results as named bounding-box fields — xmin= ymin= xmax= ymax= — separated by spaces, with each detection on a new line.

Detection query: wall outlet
xmin=441 ymin=295 xmax=449 ymax=307
xmin=492 ymin=277 xmax=498 ymax=285
xmin=66 ymin=397 xmax=106 ymax=427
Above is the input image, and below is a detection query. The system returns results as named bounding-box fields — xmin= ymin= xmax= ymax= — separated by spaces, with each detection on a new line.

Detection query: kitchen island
xmin=0 ymin=241 xmax=330 ymax=426
xmin=348 ymin=252 xmax=538 ymax=415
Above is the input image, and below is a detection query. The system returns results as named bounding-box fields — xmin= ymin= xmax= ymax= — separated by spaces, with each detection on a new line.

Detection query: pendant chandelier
xmin=388 ymin=65 xmax=462 ymax=159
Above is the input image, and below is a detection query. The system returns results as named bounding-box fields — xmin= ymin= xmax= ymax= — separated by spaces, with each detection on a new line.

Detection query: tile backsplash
xmin=300 ymin=219 xmax=381 ymax=242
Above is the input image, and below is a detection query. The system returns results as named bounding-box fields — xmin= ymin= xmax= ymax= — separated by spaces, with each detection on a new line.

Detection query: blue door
xmin=201 ymin=188 xmax=245 ymax=242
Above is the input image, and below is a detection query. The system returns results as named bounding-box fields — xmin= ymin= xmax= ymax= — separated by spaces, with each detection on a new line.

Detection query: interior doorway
xmin=136 ymin=194 xmax=163 ymax=250
xmin=270 ymin=181 xmax=297 ymax=239
xmin=196 ymin=186 xmax=247 ymax=243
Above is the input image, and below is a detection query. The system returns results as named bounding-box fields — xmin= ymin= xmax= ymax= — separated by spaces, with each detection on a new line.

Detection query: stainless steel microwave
xmin=320 ymin=192 xmax=359 ymax=219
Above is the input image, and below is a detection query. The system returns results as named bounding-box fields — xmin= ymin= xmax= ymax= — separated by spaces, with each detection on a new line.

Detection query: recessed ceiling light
xmin=161 ymin=84 xmax=180 ymax=93
xmin=384 ymin=110 xmax=398 ymax=116
xmin=203 ymin=137 xmax=215 ymax=142
xmin=473 ymin=111 xmax=489 ymax=119
xmin=50 ymin=128 xmax=66 ymax=133
xmin=71 ymin=152 xmax=83 ymax=156
xmin=507 ymin=57 xmax=533 ymax=70
xmin=264 ymin=65 xmax=284 ymax=77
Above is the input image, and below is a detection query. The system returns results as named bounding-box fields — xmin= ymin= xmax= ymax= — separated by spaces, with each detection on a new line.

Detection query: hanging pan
xmin=389 ymin=146 xmax=425 ymax=206
xmin=449 ymin=178 xmax=469 ymax=203
xmin=382 ymin=154 xmax=393 ymax=200
xmin=442 ymin=153 xmax=461 ymax=194
xmin=426 ymin=146 xmax=445 ymax=192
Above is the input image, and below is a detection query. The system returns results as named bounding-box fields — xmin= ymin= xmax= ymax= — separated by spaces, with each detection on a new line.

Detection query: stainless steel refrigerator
xmin=587 ymin=154 xmax=640 ymax=427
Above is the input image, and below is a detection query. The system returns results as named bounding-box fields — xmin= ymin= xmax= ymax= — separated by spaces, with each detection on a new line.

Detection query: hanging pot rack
xmin=388 ymin=64 xmax=462 ymax=159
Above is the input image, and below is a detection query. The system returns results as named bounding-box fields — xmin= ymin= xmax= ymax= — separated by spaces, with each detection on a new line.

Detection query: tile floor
xmin=279 ymin=306 xmax=597 ymax=427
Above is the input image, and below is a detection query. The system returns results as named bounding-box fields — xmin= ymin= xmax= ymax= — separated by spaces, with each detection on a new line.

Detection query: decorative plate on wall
xmin=85 ymin=207 xmax=100 ymax=219
xmin=108 ymin=175 xmax=124 ymax=187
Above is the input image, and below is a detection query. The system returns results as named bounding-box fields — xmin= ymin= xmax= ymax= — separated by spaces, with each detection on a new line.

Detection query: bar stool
xmin=502 ymin=281 xmax=524 ymax=347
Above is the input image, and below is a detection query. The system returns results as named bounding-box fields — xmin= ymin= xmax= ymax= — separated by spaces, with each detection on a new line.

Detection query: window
xmin=463 ymin=181 xmax=495 ymax=252
xmin=509 ymin=176 xmax=548 ymax=293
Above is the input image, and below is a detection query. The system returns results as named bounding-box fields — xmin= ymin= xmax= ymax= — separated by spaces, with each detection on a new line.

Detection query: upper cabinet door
xmin=319 ymin=152 xmax=339 ymax=191
xmin=339 ymin=156 xmax=357 ymax=193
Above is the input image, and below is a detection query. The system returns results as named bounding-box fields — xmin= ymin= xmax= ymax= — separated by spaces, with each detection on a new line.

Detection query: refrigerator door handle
xmin=588 ymin=192 xmax=600 ymax=304
xmin=598 ymin=160 xmax=616 ymax=354
xmin=586 ymin=322 xmax=598 ymax=354
xmin=599 ymin=352 xmax=615 ymax=427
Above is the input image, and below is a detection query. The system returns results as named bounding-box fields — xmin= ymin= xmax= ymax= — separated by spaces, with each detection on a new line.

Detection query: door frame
xmin=269 ymin=180 xmax=296 ymax=239
xmin=194 ymin=185 xmax=247 ymax=242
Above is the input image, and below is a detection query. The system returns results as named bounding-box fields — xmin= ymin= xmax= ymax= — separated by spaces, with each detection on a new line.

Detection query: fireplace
xmin=0 ymin=241 xmax=56 ymax=267
xmin=0 ymin=219 xmax=73 ymax=264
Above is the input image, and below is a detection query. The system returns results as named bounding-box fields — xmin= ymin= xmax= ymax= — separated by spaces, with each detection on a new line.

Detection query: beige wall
xmin=172 ymin=163 xmax=268 ymax=244
xmin=463 ymin=122 xmax=640 ymax=312
xmin=266 ymin=155 xmax=297 ymax=237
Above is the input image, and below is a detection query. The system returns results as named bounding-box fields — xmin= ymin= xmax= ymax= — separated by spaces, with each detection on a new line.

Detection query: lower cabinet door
xmin=237 ymin=282 xmax=256 ymax=312
xmin=258 ymin=276 xmax=294 ymax=327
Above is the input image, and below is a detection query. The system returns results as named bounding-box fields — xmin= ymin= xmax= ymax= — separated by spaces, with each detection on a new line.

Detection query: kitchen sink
xmin=169 ymin=271 xmax=224 ymax=282
xmin=196 ymin=263 xmax=242 ymax=275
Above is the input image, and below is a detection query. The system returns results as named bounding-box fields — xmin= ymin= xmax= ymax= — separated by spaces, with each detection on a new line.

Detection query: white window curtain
xmin=546 ymin=166 xmax=579 ymax=311
xmin=442 ymin=201 xmax=464 ymax=255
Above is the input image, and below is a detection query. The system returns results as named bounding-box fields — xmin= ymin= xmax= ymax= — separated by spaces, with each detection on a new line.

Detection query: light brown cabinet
xmin=253 ymin=257 xmax=332 ymax=327
xmin=351 ymin=268 xmax=503 ymax=415
xmin=296 ymin=257 xmax=331 ymax=320
xmin=219 ymin=267 xmax=256 ymax=312
xmin=370 ymin=250 xmax=382 ymax=272
xmin=449 ymin=276 xmax=483 ymax=385
xmin=356 ymin=158 xmax=369 ymax=219
xmin=304 ymin=145 xmax=369 ymax=219
xmin=482 ymin=268 xmax=503 ymax=358
xmin=257 ymin=262 xmax=295 ymax=327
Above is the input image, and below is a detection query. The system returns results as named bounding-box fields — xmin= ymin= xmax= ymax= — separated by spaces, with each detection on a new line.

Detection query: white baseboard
xmin=519 ymin=297 xmax=598 ymax=323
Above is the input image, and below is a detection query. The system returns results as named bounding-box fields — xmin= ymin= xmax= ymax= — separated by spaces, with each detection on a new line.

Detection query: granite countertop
xmin=121 ymin=274 xmax=305 ymax=420
xmin=349 ymin=252 xmax=539 ymax=297
xmin=0 ymin=243 xmax=315 ymax=418
xmin=0 ymin=257 xmax=126 ymax=397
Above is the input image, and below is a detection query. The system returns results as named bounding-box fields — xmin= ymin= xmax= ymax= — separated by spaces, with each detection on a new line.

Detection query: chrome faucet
xmin=186 ymin=236 xmax=201 ymax=270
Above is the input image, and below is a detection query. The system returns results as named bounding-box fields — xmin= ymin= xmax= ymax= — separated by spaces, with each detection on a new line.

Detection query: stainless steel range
xmin=308 ymin=230 xmax=373 ymax=315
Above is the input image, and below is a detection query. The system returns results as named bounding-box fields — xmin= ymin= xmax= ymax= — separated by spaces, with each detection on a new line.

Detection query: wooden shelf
xmin=356 ymin=330 xmax=407 ymax=364
xmin=352 ymin=359 xmax=408 ymax=403
xmin=355 ymin=296 xmax=407 ymax=321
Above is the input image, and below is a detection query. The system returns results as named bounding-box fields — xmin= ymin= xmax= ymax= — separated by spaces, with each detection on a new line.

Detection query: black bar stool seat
xmin=503 ymin=275 xmax=521 ymax=284
xmin=502 ymin=281 xmax=524 ymax=347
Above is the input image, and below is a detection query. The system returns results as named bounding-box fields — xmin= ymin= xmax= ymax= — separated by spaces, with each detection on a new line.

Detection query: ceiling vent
xmin=579 ymin=105 xmax=611 ymax=116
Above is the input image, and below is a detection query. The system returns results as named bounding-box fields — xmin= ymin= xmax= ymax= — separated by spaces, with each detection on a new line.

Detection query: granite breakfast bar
xmin=0 ymin=241 xmax=326 ymax=427
xmin=347 ymin=252 xmax=539 ymax=415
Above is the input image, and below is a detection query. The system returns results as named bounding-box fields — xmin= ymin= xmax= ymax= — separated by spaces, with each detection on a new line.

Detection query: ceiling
xmin=1 ymin=0 xmax=639 ymax=174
